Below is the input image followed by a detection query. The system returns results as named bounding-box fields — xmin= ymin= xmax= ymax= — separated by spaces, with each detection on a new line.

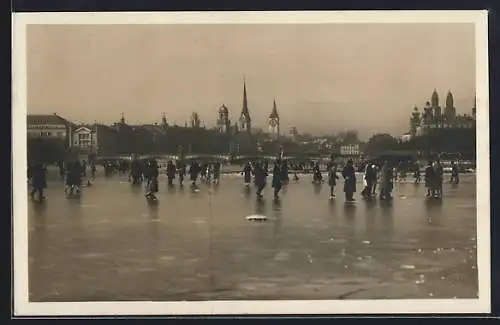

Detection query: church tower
xmin=445 ymin=91 xmax=456 ymax=122
xmin=239 ymin=77 xmax=252 ymax=134
xmin=216 ymin=104 xmax=231 ymax=133
xmin=268 ymin=99 xmax=280 ymax=140
xmin=431 ymin=89 xmax=441 ymax=122
xmin=161 ymin=112 xmax=168 ymax=129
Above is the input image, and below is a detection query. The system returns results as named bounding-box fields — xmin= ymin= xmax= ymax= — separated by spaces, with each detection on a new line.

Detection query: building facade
xmin=411 ymin=90 xmax=476 ymax=137
xmin=27 ymin=113 xmax=73 ymax=147
xmin=340 ymin=143 xmax=361 ymax=156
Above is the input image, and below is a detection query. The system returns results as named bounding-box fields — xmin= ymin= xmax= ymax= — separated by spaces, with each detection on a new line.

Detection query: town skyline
xmin=27 ymin=23 xmax=476 ymax=139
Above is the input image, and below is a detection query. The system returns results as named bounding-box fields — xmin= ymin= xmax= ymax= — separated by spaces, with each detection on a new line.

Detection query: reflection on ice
xmin=28 ymin=174 xmax=478 ymax=301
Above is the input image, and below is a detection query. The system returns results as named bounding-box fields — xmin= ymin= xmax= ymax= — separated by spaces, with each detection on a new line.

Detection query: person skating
xmin=434 ymin=159 xmax=444 ymax=198
xmin=189 ymin=161 xmax=201 ymax=189
xmin=30 ymin=161 xmax=47 ymax=201
xmin=312 ymin=162 xmax=323 ymax=184
xmin=272 ymin=161 xmax=283 ymax=199
xmin=424 ymin=161 xmax=437 ymax=198
xmin=177 ymin=160 xmax=186 ymax=186
xmin=213 ymin=161 xmax=221 ymax=185
xmin=450 ymin=161 xmax=460 ymax=184
xmin=242 ymin=162 xmax=253 ymax=187
xmin=166 ymin=160 xmax=177 ymax=186
xmin=342 ymin=159 xmax=357 ymax=202
xmin=328 ymin=163 xmax=339 ymax=198
xmin=145 ymin=158 xmax=159 ymax=200
xmin=379 ymin=161 xmax=393 ymax=201
xmin=253 ymin=162 xmax=268 ymax=199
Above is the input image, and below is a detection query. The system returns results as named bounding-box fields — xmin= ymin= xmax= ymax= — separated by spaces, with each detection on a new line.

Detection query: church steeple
xmin=269 ymin=98 xmax=279 ymax=119
xmin=239 ymin=76 xmax=252 ymax=133
xmin=161 ymin=112 xmax=168 ymax=129
xmin=431 ymin=89 xmax=439 ymax=108
xmin=120 ymin=113 xmax=126 ymax=124
xmin=268 ymin=98 xmax=280 ymax=140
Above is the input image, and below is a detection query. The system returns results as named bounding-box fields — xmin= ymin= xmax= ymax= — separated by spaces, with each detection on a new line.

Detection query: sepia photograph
xmin=12 ymin=11 xmax=490 ymax=315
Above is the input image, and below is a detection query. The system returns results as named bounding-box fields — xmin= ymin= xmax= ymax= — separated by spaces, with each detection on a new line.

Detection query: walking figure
xmin=450 ymin=161 xmax=460 ymax=184
xmin=272 ymin=160 xmax=283 ymax=199
xmin=342 ymin=159 xmax=357 ymax=202
xmin=177 ymin=161 xmax=186 ymax=186
xmin=29 ymin=162 xmax=47 ymax=202
xmin=434 ymin=159 xmax=444 ymax=198
xmin=242 ymin=162 xmax=253 ymax=187
xmin=328 ymin=163 xmax=339 ymax=198
xmin=166 ymin=160 xmax=176 ymax=186
xmin=363 ymin=163 xmax=377 ymax=199
xmin=213 ymin=162 xmax=221 ymax=185
xmin=425 ymin=161 xmax=437 ymax=198
xmin=189 ymin=161 xmax=201 ymax=189
xmin=379 ymin=161 xmax=393 ymax=201
xmin=312 ymin=163 xmax=323 ymax=184
xmin=145 ymin=158 xmax=159 ymax=200
xmin=253 ymin=162 xmax=267 ymax=199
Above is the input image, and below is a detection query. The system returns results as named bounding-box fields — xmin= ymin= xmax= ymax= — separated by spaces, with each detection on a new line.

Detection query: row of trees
xmin=364 ymin=128 xmax=476 ymax=159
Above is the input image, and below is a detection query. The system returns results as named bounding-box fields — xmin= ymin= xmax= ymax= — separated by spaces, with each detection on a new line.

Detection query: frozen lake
xmin=28 ymin=172 xmax=478 ymax=301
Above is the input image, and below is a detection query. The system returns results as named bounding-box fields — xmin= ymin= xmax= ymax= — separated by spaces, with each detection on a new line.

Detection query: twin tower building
xmin=216 ymin=79 xmax=280 ymax=140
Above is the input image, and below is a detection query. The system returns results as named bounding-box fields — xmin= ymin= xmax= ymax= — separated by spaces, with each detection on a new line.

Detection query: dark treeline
xmin=27 ymin=125 xmax=476 ymax=164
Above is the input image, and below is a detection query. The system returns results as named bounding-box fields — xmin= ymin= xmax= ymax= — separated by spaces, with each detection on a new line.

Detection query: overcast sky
xmin=26 ymin=23 xmax=476 ymax=139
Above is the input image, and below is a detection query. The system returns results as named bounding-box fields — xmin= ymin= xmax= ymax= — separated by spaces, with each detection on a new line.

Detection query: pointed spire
xmin=241 ymin=76 xmax=250 ymax=120
xmin=446 ymin=90 xmax=454 ymax=108
xmin=431 ymin=89 xmax=439 ymax=107
xmin=120 ymin=113 xmax=125 ymax=124
xmin=269 ymin=98 xmax=279 ymax=118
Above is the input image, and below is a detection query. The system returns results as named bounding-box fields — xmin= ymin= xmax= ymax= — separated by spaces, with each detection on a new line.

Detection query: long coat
xmin=272 ymin=165 xmax=282 ymax=188
xmin=342 ymin=165 xmax=357 ymax=193
xmin=31 ymin=163 xmax=47 ymax=189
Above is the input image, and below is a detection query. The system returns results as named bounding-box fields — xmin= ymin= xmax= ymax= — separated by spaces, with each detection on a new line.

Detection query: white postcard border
xmin=12 ymin=10 xmax=490 ymax=316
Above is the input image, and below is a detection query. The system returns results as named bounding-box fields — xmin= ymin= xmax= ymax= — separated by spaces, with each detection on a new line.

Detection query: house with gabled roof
xmin=27 ymin=113 xmax=75 ymax=147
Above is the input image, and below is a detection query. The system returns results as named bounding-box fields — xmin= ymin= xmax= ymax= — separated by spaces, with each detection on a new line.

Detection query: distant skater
xmin=213 ymin=161 xmax=221 ymax=185
xmin=177 ymin=161 xmax=186 ymax=186
xmin=242 ymin=162 xmax=253 ymax=187
xmin=312 ymin=163 xmax=323 ymax=184
xmin=450 ymin=161 xmax=460 ymax=184
xmin=189 ymin=161 xmax=201 ymax=189
xmin=272 ymin=161 xmax=283 ymax=199
xmin=166 ymin=160 xmax=176 ymax=186
xmin=145 ymin=158 xmax=159 ymax=200
xmin=29 ymin=162 xmax=47 ymax=202
xmin=379 ymin=161 xmax=393 ymax=201
xmin=328 ymin=163 xmax=339 ymax=198
xmin=253 ymin=162 xmax=267 ymax=199
xmin=342 ymin=159 xmax=357 ymax=202
xmin=425 ymin=161 xmax=437 ymax=198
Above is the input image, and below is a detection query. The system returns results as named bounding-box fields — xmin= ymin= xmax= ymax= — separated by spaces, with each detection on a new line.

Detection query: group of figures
xmin=127 ymin=158 xmax=223 ymax=201
xmin=28 ymin=160 xmax=96 ymax=201
xmin=26 ymin=154 xmax=462 ymax=204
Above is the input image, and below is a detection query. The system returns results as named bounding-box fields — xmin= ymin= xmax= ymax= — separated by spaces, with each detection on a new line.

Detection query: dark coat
xmin=189 ymin=163 xmax=200 ymax=181
xmin=254 ymin=166 xmax=267 ymax=186
xmin=31 ymin=163 xmax=47 ymax=189
xmin=342 ymin=164 xmax=357 ymax=193
xmin=243 ymin=165 xmax=252 ymax=183
xmin=425 ymin=166 xmax=436 ymax=188
xmin=272 ymin=165 xmax=282 ymax=188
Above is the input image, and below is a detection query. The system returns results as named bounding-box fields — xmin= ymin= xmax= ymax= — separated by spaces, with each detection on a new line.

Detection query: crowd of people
xmin=26 ymin=155 xmax=462 ymax=203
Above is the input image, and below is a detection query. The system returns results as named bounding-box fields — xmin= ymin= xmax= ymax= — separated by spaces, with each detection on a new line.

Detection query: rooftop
xmin=27 ymin=113 xmax=70 ymax=126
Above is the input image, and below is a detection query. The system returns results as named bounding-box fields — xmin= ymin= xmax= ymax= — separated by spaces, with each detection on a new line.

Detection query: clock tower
xmin=268 ymin=99 xmax=280 ymax=140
